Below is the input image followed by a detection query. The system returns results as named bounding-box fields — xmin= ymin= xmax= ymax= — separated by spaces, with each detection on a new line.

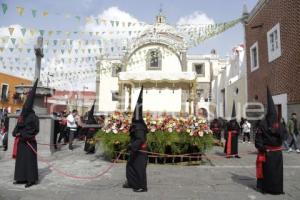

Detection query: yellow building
xmin=0 ymin=72 xmax=32 ymax=114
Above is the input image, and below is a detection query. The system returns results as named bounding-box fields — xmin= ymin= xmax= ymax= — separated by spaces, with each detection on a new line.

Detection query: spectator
xmin=242 ymin=119 xmax=251 ymax=143
xmin=281 ymin=118 xmax=290 ymax=150
xmin=287 ymin=113 xmax=300 ymax=153
xmin=67 ymin=110 xmax=78 ymax=150
xmin=57 ymin=112 xmax=69 ymax=144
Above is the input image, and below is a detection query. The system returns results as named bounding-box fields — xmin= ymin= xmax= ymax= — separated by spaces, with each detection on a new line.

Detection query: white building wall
xmin=127 ymin=45 xmax=182 ymax=73
xmin=130 ymin=87 xmax=182 ymax=113
xmin=98 ymin=60 xmax=120 ymax=112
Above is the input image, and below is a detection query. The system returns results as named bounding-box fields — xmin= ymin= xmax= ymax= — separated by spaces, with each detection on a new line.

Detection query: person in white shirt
xmin=242 ymin=119 xmax=251 ymax=143
xmin=67 ymin=110 xmax=78 ymax=150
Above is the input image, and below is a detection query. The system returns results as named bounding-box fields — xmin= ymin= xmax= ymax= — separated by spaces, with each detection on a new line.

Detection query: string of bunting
xmin=1 ymin=2 xmax=148 ymax=27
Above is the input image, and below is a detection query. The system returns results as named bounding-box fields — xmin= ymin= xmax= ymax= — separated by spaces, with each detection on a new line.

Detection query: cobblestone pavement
xmin=1 ymin=140 xmax=300 ymax=200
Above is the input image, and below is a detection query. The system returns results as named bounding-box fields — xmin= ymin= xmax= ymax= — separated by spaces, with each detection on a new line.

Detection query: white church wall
xmin=98 ymin=60 xmax=120 ymax=112
xmin=130 ymin=86 xmax=182 ymax=113
xmin=126 ymin=45 xmax=182 ymax=73
xmin=187 ymin=59 xmax=210 ymax=82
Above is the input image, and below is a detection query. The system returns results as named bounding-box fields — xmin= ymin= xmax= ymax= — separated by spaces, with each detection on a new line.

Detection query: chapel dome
xmin=127 ymin=12 xmax=187 ymax=53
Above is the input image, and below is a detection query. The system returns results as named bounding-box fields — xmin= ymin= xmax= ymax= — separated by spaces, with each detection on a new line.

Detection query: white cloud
xmin=177 ymin=11 xmax=215 ymax=25
xmin=83 ymin=6 xmax=140 ymax=32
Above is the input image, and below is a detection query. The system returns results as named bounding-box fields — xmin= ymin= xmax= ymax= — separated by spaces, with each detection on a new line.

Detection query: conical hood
xmin=266 ymin=87 xmax=277 ymax=125
xmin=231 ymin=101 xmax=237 ymax=119
xmin=132 ymin=86 xmax=144 ymax=123
xmin=20 ymin=78 xmax=38 ymax=117
xmin=87 ymin=100 xmax=97 ymax=124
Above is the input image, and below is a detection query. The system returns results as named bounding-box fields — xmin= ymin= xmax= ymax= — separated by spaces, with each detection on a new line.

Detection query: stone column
xmin=188 ymin=85 xmax=192 ymax=115
xmin=181 ymin=51 xmax=187 ymax=72
xmin=34 ymin=36 xmax=44 ymax=83
xmin=118 ymin=83 xmax=125 ymax=111
xmin=95 ymin=60 xmax=101 ymax=112
xmin=127 ymin=84 xmax=132 ymax=111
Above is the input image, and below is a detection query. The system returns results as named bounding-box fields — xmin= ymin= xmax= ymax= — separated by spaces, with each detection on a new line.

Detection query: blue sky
xmin=1 ymin=0 xmax=258 ymax=56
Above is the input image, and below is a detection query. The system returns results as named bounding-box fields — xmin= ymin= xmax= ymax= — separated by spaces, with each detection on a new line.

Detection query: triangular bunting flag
xmin=9 ymin=48 xmax=14 ymax=52
xmin=27 ymin=48 xmax=31 ymax=53
xmin=8 ymin=27 xmax=14 ymax=36
xmin=53 ymin=40 xmax=58 ymax=45
xmin=32 ymin=9 xmax=37 ymax=17
xmin=48 ymin=31 xmax=53 ymax=36
xmin=43 ymin=11 xmax=48 ymax=17
xmin=11 ymin=38 xmax=16 ymax=45
xmin=39 ymin=30 xmax=45 ymax=36
xmin=61 ymin=49 xmax=64 ymax=54
xmin=16 ymin=6 xmax=25 ymax=16
xmin=1 ymin=3 xmax=8 ymax=15
xmin=75 ymin=16 xmax=80 ymax=21
xmin=21 ymin=28 xmax=26 ymax=36
xmin=56 ymin=30 xmax=62 ymax=35
xmin=30 ymin=29 xmax=36 ymax=37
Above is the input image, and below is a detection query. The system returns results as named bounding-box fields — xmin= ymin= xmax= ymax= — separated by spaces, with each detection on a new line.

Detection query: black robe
xmin=255 ymin=120 xmax=284 ymax=194
xmin=84 ymin=128 xmax=97 ymax=153
xmin=126 ymin=123 xmax=148 ymax=190
xmin=12 ymin=112 xmax=39 ymax=183
xmin=224 ymin=120 xmax=240 ymax=156
xmin=210 ymin=119 xmax=222 ymax=140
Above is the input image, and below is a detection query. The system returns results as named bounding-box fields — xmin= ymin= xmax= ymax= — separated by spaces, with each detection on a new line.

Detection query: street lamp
xmin=47 ymin=72 xmax=54 ymax=87
xmin=82 ymin=86 xmax=88 ymax=115
xmin=46 ymin=72 xmax=54 ymax=107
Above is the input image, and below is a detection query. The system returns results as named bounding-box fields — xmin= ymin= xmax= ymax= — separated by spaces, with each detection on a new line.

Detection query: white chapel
xmin=96 ymin=12 xmax=227 ymax=117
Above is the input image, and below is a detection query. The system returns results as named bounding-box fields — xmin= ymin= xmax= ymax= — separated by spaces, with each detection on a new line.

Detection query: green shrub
xmin=95 ymin=131 xmax=214 ymax=161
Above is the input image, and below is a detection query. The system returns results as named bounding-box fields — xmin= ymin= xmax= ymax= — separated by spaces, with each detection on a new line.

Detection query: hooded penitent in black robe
xmin=84 ymin=101 xmax=98 ymax=154
xmin=255 ymin=87 xmax=284 ymax=194
xmin=12 ymin=79 xmax=39 ymax=186
xmin=224 ymin=102 xmax=240 ymax=158
xmin=210 ymin=118 xmax=222 ymax=141
xmin=125 ymin=86 xmax=148 ymax=192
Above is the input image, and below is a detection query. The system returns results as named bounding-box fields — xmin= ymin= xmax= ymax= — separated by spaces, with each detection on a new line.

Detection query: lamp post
xmin=47 ymin=72 xmax=54 ymax=87
xmin=46 ymin=72 xmax=54 ymax=107
xmin=82 ymin=86 xmax=88 ymax=115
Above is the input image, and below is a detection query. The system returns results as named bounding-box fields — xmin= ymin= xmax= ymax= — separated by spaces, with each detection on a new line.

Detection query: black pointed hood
xmin=132 ymin=86 xmax=144 ymax=123
xmin=87 ymin=100 xmax=97 ymax=124
xmin=266 ymin=87 xmax=278 ymax=126
xmin=129 ymin=86 xmax=148 ymax=133
xmin=227 ymin=101 xmax=239 ymax=130
xmin=231 ymin=101 xmax=237 ymax=119
xmin=20 ymin=78 xmax=38 ymax=117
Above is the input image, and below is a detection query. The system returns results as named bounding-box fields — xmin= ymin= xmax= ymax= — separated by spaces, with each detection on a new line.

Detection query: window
xmin=147 ymin=49 xmax=162 ymax=70
xmin=234 ymin=87 xmax=239 ymax=96
xmin=111 ymin=91 xmax=119 ymax=101
xmin=1 ymin=84 xmax=9 ymax=101
xmin=250 ymin=42 xmax=259 ymax=72
xmin=111 ymin=64 xmax=122 ymax=77
xmin=196 ymin=89 xmax=204 ymax=99
xmin=267 ymin=23 xmax=281 ymax=62
xmin=193 ymin=64 xmax=205 ymax=76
